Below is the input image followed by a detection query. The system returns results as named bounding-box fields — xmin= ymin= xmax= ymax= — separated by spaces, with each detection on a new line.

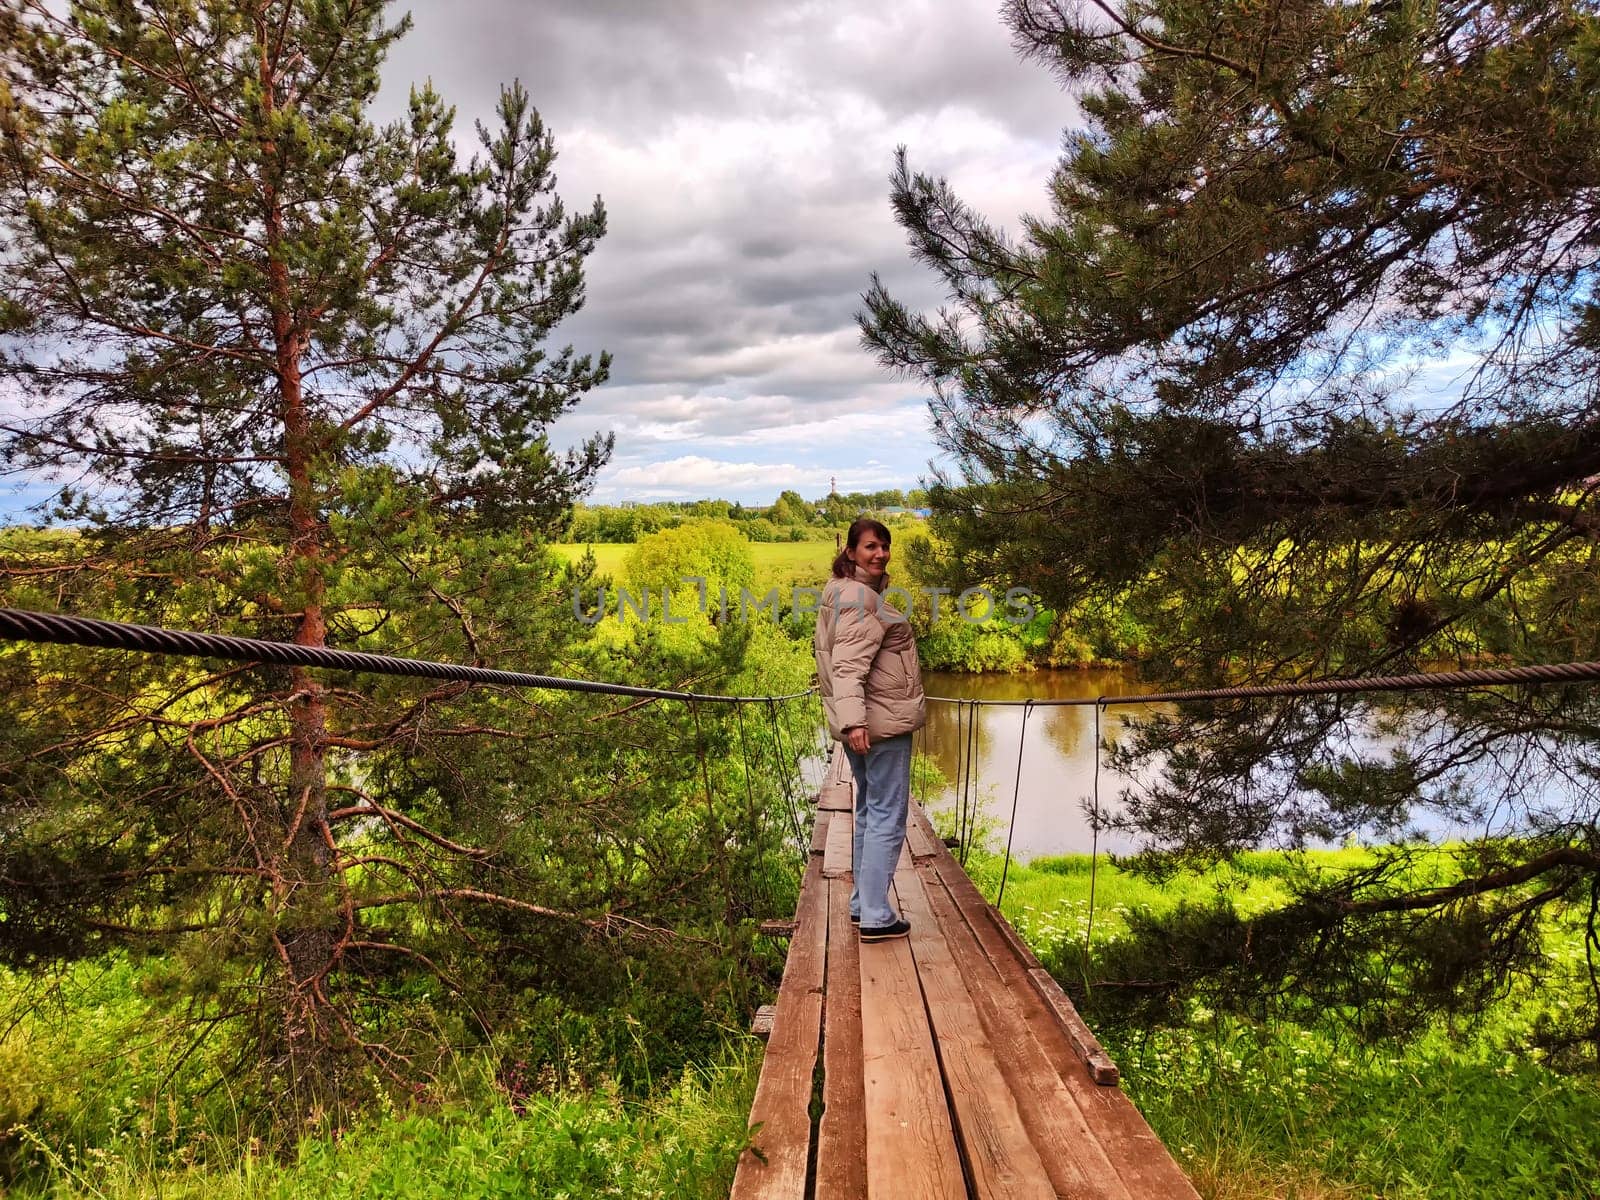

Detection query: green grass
xmin=553 ymin=541 xmax=836 ymax=594
xmin=0 ymin=953 xmax=764 ymax=1199
xmin=955 ymin=843 xmax=1600 ymax=1199
xmin=6 ymin=1055 xmax=761 ymax=1199
xmin=0 ymin=945 xmax=772 ymax=1199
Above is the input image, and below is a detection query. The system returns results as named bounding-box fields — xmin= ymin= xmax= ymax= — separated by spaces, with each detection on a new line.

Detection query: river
xmin=912 ymin=667 xmax=1538 ymax=861
xmin=915 ymin=668 xmax=1167 ymax=861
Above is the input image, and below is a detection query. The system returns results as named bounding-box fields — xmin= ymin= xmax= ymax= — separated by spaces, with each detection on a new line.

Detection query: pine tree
xmin=862 ymin=0 xmax=1600 ymax=1057
xmin=0 ymin=0 xmax=615 ymax=1112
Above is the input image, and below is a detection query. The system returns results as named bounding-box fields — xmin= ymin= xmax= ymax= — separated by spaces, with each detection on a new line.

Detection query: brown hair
xmin=831 ymin=517 xmax=892 ymax=578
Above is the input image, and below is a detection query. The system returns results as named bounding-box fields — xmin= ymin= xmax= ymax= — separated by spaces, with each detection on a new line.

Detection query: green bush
xmin=7 ymin=1052 xmax=761 ymax=1200
xmin=970 ymin=847 xmax=1600 ymax=1199
xmin=918 ymin=614 xmax=1030 ymax=672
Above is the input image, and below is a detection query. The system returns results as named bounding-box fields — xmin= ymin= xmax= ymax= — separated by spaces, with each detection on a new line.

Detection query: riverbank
xmin=960 ymin=844 xmax=1600 ymax=1199
xmin=17 ymin=840 xmax=1595 ymax=1199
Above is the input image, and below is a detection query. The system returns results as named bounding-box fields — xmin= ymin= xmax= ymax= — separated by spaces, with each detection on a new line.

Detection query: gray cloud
xmin=380 ymin=0 xmax=1074 ymax=502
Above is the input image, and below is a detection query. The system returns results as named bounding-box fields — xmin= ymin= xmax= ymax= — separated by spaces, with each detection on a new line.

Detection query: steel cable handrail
xmin=928 ymin=658 xmax=1600 ymax=708
xmin=0 ymin=607 xmax=813 ymax=705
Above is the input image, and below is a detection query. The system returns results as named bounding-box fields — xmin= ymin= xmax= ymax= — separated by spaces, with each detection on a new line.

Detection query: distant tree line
xmin=563 ymin=488 xmax=931 ymax=543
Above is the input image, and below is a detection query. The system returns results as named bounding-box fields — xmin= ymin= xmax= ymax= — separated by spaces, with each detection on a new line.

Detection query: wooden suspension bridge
xmin=732 ymin=747 xmax=1200 ymax=1200
xmin=21 ymin=609 xmax=1588 ymax=1196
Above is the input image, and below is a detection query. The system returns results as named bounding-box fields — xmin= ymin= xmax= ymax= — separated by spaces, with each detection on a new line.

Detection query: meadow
xmin=9 ymin=835 xmax=1597 ymax=1198
xmin=0 ymin=922 xmax=766 ymax=1200
xmin=553 ymin=541 xmax=836 ymax=595
xmin=957 ymin=841 xmax=1600 ymax=1199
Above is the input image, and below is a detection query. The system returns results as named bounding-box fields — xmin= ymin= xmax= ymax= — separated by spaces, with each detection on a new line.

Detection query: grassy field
xmin=7 ymin=840 xmax=1597 ymax=1197
xmin=553 ymin=541 xmax=837 ymax=594
xmin=0 ymin=952 xmax=764 ymax=1199
xmin=955 ymin=842 xmax=1600 ymax=1199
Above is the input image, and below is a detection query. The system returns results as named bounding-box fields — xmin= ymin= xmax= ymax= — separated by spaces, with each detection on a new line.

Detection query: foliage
xmin=564 ymin=492 xmax=929 ymax=545
xmin=624 ymin=521 xmax=757 ymax=610
xmin=768 ymin=490 xmax=813 ymax=528
xmin=916 ymin=612 xmax=1030 ymax=673
xmin=863 ymin=0 xmax=1600 ymax=1050
xmin=0 ymin=0 xmax=821 ymax=1131
xmin=970 ymin=844 xmax=1600 ymax=1198
xmin=554 ymin=540 xmax=835 ymax=599
xmin=0 ymin=966 xmax=761 ymax=1200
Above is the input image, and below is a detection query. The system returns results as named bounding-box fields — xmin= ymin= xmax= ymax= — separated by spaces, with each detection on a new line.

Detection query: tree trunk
xmin=259 ymin=25 xmax=343 ymax=1114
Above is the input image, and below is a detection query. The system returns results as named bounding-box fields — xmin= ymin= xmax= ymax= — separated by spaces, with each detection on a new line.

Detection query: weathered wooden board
xmin=895 ymin=863 xmax=1055 ymax=1199
xmin=810 ymin=808 xmax=832 ymax=857
xmin=750 ymin=1004 xmax=777 ymax=1040
xmin=818 ymin=784 xmax=854 ymax=812
xmin=827 ymin=745 xmax=853 ymax=785
xmin=823 ymin=810 xmax=854 ymax=879
xmin=730 ymin=852 xmax=829 ymax=1200
xmin=913 ymin=811 xmax=1199 ymax=1198
xmin=815 ymin=876 xmax=867 ymax=1200
xmin=905 ymin=806 xmax=942 ymax=859
xmin=858 ymin=881 xmax=965 ymax=1200
xmin=1026 ymin=965 xmax=1121 ymax=1086
xmin=919 ymin=862 xmax=1134 ymax=1199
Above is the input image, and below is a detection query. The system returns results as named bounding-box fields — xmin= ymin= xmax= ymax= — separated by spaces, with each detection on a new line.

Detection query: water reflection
xmin=916 ymin=669 xmax=1172 ymax=860
xmin=914 ymin=669 xmax=1555 ymax=860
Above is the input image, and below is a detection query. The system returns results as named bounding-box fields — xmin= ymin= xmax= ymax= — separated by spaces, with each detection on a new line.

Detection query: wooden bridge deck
xmin=731 ymin=749 xmax=1199 ymax=1200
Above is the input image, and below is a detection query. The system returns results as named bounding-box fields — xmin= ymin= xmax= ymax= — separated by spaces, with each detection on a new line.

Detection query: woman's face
xmin=849 ymin=531 xmax=890 ymax=579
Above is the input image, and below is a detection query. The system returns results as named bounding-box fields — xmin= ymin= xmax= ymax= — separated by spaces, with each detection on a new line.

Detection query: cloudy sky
xmin=378 ymin=0 xmax=1073 ymax=505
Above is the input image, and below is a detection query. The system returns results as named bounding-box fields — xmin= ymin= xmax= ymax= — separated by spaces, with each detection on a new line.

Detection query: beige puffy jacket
xmin=814 ymin=570 xmax=926 ymax=743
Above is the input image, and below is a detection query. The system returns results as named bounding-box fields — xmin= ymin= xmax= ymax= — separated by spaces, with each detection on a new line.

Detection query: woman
xmin=813 ymin=517 xmax=926 ymax=942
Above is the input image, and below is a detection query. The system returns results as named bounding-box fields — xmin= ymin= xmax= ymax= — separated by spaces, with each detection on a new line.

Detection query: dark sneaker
xmin=859 ymin=918 xmax=911 ymax=943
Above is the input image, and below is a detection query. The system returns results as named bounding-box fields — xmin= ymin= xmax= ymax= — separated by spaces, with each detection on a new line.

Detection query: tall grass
xmin=963 ymin=842 xmax=1600 ymax=1199
xmin=6 ymin=1052 xmax=760 ymax=1199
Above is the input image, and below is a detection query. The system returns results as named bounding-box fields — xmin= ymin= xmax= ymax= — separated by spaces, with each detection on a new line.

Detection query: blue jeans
xmin=843 ymin=733 xmax=913 ymax=929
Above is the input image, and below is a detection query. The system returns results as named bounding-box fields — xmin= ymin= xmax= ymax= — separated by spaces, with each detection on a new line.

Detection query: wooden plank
xmin=915 ymin=831 xmax=1200 ymax=1198
xmin=976 ymin=895 xmax=1120 ymax=1082
xmin=823 ymin=811 xmax=854 ymax=878
xmin=810 ymin=808 xmax=832 ymax=857
xmin=818 ymin=782 xmax=854 ymax=811
xmin=895 ymin=864 xmax=1055 ymax=1200
xmin=827 ymin=745 xmax=852 ymax=785
xmin=731 ymin=852 xmax=829 ymax=1200
xmin=982 ymin=904 xmax=1044 ymax=970
xmin=1027 ymin=967 xmax=1120 ymax=1085
xmin=816 ymin=876 xmax=867 ymax=1200
xmin=750 ymin=1005 xmax=776 ymax=1040
xmin=859 ymin=880 xmax=966 ymax=1200
xmin=918 ymin=862 xmax=1133 ymax=1199
xmin=906 ymin=803 xmax=942 ymax=859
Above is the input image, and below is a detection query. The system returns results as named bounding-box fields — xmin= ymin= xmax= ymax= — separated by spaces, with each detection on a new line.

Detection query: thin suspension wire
xmin=765 ymin=699 xmax=806 ymax=853
xmin=734 ymin=704 xmax=759 ymax=819
xmin=812 ymin=690 xmax=833 ymax=791
xmin=994 ymin=700 xmax=1033 ymax=911
xmin=690 ymin=701 xmax=717 ymax=824
xmin=918 ymin=722 xmax=930 ymax=809
xmin=953 ymin=704 xmax=966 ymax=864
xmin=951 ymin=700 xmax=965 ymax=853
xmin=952 ymin=700 xmax=966 ymax=859
xmin=733 ymin=703 xmax=770 ymax=890
xmin=1084 ymin=701 xmax=1105 ymax=985
xmin=962 ymin=698 xmax=981 ymax=863
xmin=912 ymin=724 xmax=928 ymax=811
xmin=689 ymin=700 xmax=730 ymax=914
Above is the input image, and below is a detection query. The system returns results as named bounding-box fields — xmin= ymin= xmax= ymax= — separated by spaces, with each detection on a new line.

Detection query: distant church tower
xmin=830 ymin=475 xmax=837 ymax=496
